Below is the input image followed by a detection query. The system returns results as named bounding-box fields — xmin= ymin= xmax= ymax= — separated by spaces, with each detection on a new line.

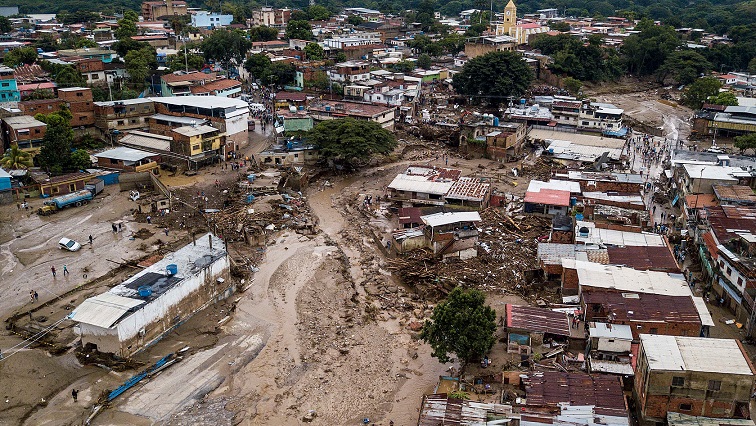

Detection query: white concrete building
xmin=70 ymin=234 xmax=231 ymax=357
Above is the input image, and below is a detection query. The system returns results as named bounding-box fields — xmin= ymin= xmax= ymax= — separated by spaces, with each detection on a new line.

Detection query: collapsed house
xmin=391 ymin=211 xmax=482 ymax=260
xmin=69 ymin=234 xmax=231 ymax=357
xmin=386 ymin=165 xmax=490 ymax=208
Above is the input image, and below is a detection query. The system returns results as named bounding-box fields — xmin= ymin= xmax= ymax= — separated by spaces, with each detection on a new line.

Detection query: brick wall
xmin=561 ymin=267 xmax=579 ymax=295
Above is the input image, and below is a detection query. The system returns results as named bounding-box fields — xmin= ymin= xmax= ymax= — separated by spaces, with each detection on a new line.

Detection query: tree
xmin=249 ymin=26 xmax=279 ymax=42
xmin=621 ymin=19 xmax=680 ymax=76
xmin=36 ymin=109 xmax=74 ymax=174
xmin=391 ymin=60 xmax=416 ymax=73
xmin=125 ymin=46 xmax=156 ymax=91
xmin=682 ymin=77 xmax=722 ymax=109
xmin=34 ymin=33 xmax=57 ymax=52
xmin=549 ymin=20 xmax=570 ymax=32
xmin=750 ymin=57 xmax=756 ymax=74
xmin=4 ymin=47 xmax=37 ymax=67
xmin=655 ymin=50 xmax=712 ymax=85
xmin=290 ymin=9 xmax=309 ymax=21
xmin=465 ymin=22 xmax=489 ymax=37
xmin=201 ymin=29 xmax=252 ymax=75
xmin=1 ymin=146 xmax=33 ymax=169
xmin=265 ymin=62 xmax=296 ymax=86
xmin=708 ymin=91 xmax=739 ymax=106
xmin=306 ymin=118 xmax=397 ymax=169
xmin=305 ymin=70 xmax=330 ymax=90
xmin=112 ymin=37 xmax=150 ymax=58
xmin=0 ymin=16 xmax=11 ymax=34
xmin=307 ymin=4 xmax=331 ymax=21
xmin=734 ymin=134 xmax=756 ymax=155
xmin=167 ymin=50 xmax=205 ymax=72
xmin=335 ymin=51 xmax=347 ymax=63
xmin=304 ymin=42 xmax=324 ymax=61
xmin=563 ymin=77 xmax=583 ymax=96
xmin=69 ymin=149 xmax=91 ymax=170
xmin=453 ymin=51 xmax=533 ymax=106
xmin=415 ymin=0 xmax=437 ymax=32
xmin=123 ymin=10 xmax=139 ymax=22
xmin=419 ymin=287 xmax=497 ymax=364
xmin=286 ymin=20 xmax=313 ymax=40
xmin=417 ymin=53 xmax=432 ymax=70
xmin=244 ymin=53 xmax=272 ymax=81
xmin=115 ymin=16 xmax=138 ymax=39
xmin=347 ymin=15 xmax=364 ymax=26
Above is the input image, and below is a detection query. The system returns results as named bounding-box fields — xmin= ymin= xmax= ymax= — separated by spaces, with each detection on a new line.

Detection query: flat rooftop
xmin=640 ymin=334 xmax=753 ymax=375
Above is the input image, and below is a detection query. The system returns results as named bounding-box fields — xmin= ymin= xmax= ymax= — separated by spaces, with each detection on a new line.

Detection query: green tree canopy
xmin=201 ymin=29 xmax=252 ymax=74
xmin=709 ymin=91 xmax=739 ymax=106
xmin=304 ymin=42 xmax=324 ymax=61
xmin=1 ymin=146 xmax=33 ymax=169
xmin=35 ymin=108 xmax=74 ymax=174
xmin=244 ymin=53 xmax=272 ymax=81
xmin=307 ymin=4 xmax=331 ymax=21
xmin=621 ymin=19 xmax=681 ymax=76
xmin=167 ymin=50 xmax=205 ymax=72
xmin=69 ymin=149 xmax=91 ymax=170
xmin=4 ymin=47 xmax=37 ymax=67
xmin=286 ymin=20 xmax=313 ymax=40
xmin=125 ymin=46 xmax=156 ymax=91
xmin=562 ymin=77 xmax=583 ymax=96
xmin=306 ymin=118 xmax=397 ymax=169
xmin=112 ymin=37 xmax=151 ymax=58
xmin=347 ymin=15 xmax=364 ymax=26
xmin=734 ymin=134 xmax=756 ymax=155
xmin=0 ymin=16 xmax=12 ymax=34
xmin=115 ymin=16 xmax=138 ymax=39
xmin=419 ymin=287 xmax=497 ymax=364
xmin=682 ymin=77 xmax=722 ymax=109
xmin=453 ymin=51 xmax=533 ymax=106
xmin=249 ymin=26 xmax=279 ymax=42
xmin=532 ymin=33 xmax=622 ymax=82
xmin=417 ymin=53 xmax=432 ymax=69
xmin=655 ymin=50 xmax=712 ymax=85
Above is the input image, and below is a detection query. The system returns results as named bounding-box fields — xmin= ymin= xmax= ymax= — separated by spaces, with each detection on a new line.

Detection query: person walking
xmin=34 ymin=291 xmax=38 ymax=301
xmin=146 ymin=215 xmax=152 ymax=224
xmin=71 ymin=389 xmax=78 ymax=402
xmin=51 ymin=266 xmax=56 ymax=278
xmin=89 ymin=235 xmax=93 ymax=245
xmin=30 ymin=290 xmax=35 ymax=302
xmin=63 ymin=265 xmax=69 ymax=276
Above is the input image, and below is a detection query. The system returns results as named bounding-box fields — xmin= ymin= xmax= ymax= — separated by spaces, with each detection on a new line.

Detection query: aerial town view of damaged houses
xmin=1 ymin=0 xmax=756 ymax=425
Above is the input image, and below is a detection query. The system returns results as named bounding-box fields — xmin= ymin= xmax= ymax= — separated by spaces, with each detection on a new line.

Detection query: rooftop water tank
xmin=246 ymin=194 xmax=256 ymax=204
xmin=247 ymin=174 xmax=256 ymax=183
xmin=138 ymin=286 xmax=152 ymax=297
xmin=166 ymin=264 xmax=178 ymax=276
xmin=579 ymin=226 xmax=590 ymax=237
xmin=493 ymin=117 xmax=499 ymax=126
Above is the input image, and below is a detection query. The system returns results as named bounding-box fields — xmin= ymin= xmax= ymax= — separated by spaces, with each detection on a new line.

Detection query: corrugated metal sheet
xmin=640 ymin=334 xmax=753 ymax=375
xmin=69 ymin=293 xmax=144 ymax=328
xmin=505 ymin=304 xmax=571 ymax=337
xmin=523 ymin=372 xmax=627 ymax=418
xmin=422 ymin=211 xmax=481 ymax=227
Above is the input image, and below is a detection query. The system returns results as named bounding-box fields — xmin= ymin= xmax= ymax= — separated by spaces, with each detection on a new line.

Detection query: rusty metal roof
xmin=582 ymin=289 xmax=701 ymax=324
xmin=523 ymin=372 xmax=628 ymax=418
xmin=505 ymin=304 xmax=571 ymax=337
xmin=606 ymin=246 xmax=680 ymax=272
xmin=446 ymin=177 xmax=490 ymax=201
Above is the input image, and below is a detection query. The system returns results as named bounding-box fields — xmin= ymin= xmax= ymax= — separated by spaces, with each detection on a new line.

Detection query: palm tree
xmin=1 ymin=146 xmax=33 ymax=169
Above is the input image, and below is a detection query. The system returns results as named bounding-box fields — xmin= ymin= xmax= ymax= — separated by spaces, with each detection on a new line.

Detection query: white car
xmin=59 ymin=238 xmax=81 ymax=252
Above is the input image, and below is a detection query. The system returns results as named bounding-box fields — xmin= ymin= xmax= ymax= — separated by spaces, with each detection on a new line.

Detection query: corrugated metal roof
xmin=606 ymin=246 xmax=680 ymax=272
xmin=388 ymin=174 xmax=454 ymax=195
xmin=505 ymin=304 xmax=571 ymax=337
xmin=523 ymin=372 xmax=628 ymax=418
xmin=95 ymin=147 xmax=155 ymax=163
xmin=692 ymin=297 xmax=715 ymax=327
xmin=527 ymin=179 xmax=582 ymax=194
xmin=641 ymin=334 xmax=753 ymax=375
xmin=422 ymin=211 xmax=481 ymax=227
xmin=524 ymin=188 xmax=571 ymax=206
xmin=69 ymin=293 xmax=144 ymax=328
xmin=667 ymin=412 xmax=756 ymax=426
xmin=588 ymin=358 xmax=634 ymax=375
xmin=589 ymin=322 xmax=633 ymax=340
xmin=120 ymin=131 xmax=172 ymax=152
xmin=575 ymin=260 xmax=692 ymax=296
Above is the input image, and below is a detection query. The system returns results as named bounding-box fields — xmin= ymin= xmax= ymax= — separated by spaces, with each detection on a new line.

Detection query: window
xmin=77 ymin=92 xmax=83 ymax=96
xmin=707 ymin=380 xmax=721 ymax=391
xmin=1 ymin=82 xmax=8 ymax=87
xmin=69 ymin=184 xmax=76 ymax=192
xmin=117 ymin=120 xmax=124 ymax=126
xmin=727 ymin=267 xmax=732 ymax=275
xmin=679 ymin=403 xmax=692 ymax=411
xmin=34 ymin=129 xmax=40 ymax=134
xmin=672 ymin=377 xmax=685 ymax=387
xmin=649 ymin=327 xmax=658 ymax=334
xmin=92 ymin=74 xmax=99 ymax=80
xmin=720 ymin=260 xmax=725 ymax=268
xmin=738 ymin=277 xmax=743 ymax=286
xmin=110 ymin=158 xmax=119 ymax=164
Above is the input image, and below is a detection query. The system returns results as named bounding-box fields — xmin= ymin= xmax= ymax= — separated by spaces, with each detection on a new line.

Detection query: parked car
xmin=59 ymin=238 xmax=81 ymax=252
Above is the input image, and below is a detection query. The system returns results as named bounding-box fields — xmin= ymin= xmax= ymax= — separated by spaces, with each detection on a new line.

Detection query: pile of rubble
xmin=388 ymin=208 xmax=555 ymax=301
xmin=520 ymin=158 xmax=554 ymax=181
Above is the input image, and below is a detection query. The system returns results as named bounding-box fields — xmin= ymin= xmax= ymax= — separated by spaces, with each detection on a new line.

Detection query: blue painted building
xmin=0 ymin=168 xmax=11 ymax=191
xmin=0 ymin=65 xmax=20 ymax=103
xmin=191 ymin=12 xmax=233 ymax=29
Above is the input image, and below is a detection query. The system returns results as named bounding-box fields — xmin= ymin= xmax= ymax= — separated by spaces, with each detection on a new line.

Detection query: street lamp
xmin=694 ymin=166 xmax=706 ymax=222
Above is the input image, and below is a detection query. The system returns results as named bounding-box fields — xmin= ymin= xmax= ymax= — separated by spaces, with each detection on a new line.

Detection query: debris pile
xmin=387 ymin=208 xmax=554 ymax=301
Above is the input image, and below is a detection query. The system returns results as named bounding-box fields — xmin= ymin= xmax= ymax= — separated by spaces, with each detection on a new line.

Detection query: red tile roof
xmin=161 ymin=71 xmax=216 ymax=83
xmin=275 ymin=91 xmax=307 ymax=101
